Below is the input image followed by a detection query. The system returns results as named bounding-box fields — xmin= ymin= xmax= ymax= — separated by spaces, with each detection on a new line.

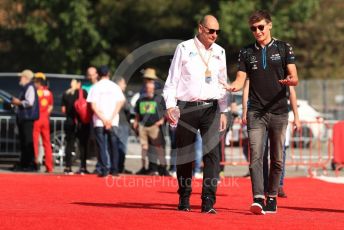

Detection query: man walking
xmin=224 ymin=10 xmax=298 ymax=215
xmin=87 ymin=66 xmax=125 ymax=177
xmin=163 ymin=15 xmax=227 ymax=214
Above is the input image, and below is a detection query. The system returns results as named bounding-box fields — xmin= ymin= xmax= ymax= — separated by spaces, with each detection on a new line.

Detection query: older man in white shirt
xmin=163 ymin=15 xmax=228 ymax=214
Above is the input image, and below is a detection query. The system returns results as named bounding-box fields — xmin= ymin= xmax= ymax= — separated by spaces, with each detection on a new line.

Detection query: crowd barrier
xmin=1 ymin=114 xmax=341 ymax=176
xmin=221 ymin=120 xmax=338 ymax=177
xmin=0 ymin=115 xmax=66 ymax=167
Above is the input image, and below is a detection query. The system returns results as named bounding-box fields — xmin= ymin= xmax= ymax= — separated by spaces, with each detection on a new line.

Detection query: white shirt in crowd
xmin=87 ymin=78 xmax=125 ymax=127
xmin=163 ymin=36 xmax=228 ymax=112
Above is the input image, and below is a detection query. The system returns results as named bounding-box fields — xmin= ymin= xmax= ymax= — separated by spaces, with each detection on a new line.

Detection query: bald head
xmin=200 ymin=15 xmax=219 ymax=28
xmin=198 ymin=15 xmax=220 ymax=49
xmin=86 ymin=66 xmax=99 ymax=84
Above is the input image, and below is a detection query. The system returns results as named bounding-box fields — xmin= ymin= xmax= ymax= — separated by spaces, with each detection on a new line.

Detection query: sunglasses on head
xmin=250 ymin=25 xmax=265 ymax=32
xmin=202 ymin=25 xmax=221 ymax=35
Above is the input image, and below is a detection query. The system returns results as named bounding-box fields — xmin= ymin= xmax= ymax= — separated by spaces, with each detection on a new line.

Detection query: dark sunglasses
xmin=250 ymin=25 xmax=265 ymax=32
xmin=202 ymin=25 xmax=221 ymax=35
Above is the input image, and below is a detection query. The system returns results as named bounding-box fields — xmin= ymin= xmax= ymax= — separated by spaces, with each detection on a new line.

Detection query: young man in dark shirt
xmin=223 ymin=10 xmax=298 ymax=215
xmin=133 ymin=80 xmax=169 ymax=176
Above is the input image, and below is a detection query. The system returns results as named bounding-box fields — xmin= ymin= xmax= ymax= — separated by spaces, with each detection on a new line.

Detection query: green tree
xmin=1 ymin=0 xmax=343 ymax=81
xmin=218 ymin=0 xmax=319 ymax=79
xmin=293 ymin=0 xmax=344 ymax=79
xmin=21 ymin=0 xmax=107 ymax=73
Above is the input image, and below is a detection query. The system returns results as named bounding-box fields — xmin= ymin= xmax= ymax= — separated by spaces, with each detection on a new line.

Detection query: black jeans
xmin=176 ymin=101 xmax=220 ymax=204
xmin=77 ymin=123 xmax=90 ymax=169
xmin=64 ymin=122 xmax=90 ymax=169
xmin=17 ymin=120 xmax=35 ymax=168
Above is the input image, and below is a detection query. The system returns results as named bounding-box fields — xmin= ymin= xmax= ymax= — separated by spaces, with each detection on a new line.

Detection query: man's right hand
xmin=103 ymin=120 xmax=112 ymax=130
xmin=11 ymin=97 xmax=21 ymax=106
xmin=166 ymin=107 xmax=177 ymax=125
xmin=219 ymin=79 xmax=240 ymax=92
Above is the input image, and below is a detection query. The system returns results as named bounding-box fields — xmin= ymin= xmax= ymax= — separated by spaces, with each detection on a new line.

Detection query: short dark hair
xmin=98 ymin=65 xmax=109 ymax=77
xmin=249 ymin=10 xmax=272 ymax=24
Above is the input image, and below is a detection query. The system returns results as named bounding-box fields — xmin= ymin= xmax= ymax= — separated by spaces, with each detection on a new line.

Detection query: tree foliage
xmin=0 ymin=0 xmax=342 ymax=80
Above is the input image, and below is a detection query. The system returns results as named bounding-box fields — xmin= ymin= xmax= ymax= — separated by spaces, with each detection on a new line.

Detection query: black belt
xmin=177 ymin=99 xmax=217 ymax=107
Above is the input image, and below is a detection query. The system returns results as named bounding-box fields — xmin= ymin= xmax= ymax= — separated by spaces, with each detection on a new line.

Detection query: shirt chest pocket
xmin=269 ymin=53 xmax=283 ymax=67
xmin=182 ymin=58 xmax=204 ymax=77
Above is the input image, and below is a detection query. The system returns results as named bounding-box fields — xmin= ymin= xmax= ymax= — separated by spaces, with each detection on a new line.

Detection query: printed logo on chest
xmin=270 ymin=53 xmax=281 ymax=61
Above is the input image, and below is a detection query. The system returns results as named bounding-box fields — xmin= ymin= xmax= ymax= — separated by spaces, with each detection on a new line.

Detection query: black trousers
xmin=64 ymin=121 xmax=90 ymax=169
xmin=176 ymin=101 xmax=220 ymax=204
xmin=17 ymin=120 xmax=35 ymax=168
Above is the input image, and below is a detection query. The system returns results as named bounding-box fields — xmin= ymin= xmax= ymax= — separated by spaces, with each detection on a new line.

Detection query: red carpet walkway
xmin=0 ymin=174 xmax=343 ymax=230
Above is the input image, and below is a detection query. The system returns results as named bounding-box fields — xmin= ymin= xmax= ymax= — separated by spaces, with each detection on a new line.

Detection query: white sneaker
xmin=171 ymin=171 xmax=177 ymax=178
xmin=194 ymin=172 xmax=203 ymax=179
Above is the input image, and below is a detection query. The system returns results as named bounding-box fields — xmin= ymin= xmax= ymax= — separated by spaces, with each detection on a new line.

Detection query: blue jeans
xmin=194 ymin=131 xmax=202 ymax=174
xmin=94 ymin=126 xmax=120 ymax=174
xmin=117 ymin=124 xmax=130 ymax=173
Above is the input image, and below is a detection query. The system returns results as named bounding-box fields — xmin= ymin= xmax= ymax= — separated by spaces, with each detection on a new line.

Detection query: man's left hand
xmin=294 ymin=119 xmax=302 ymax=131
xmin=279 ymin=75 xmax=298 ymax=86
xmin=219 ymin=113 xmax=227 ymax=132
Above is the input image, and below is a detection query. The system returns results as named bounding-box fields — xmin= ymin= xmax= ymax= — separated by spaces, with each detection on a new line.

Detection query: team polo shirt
xmin=37 ymin=86 xmax=53 ymax=117
xmin=238 ymin=39 xmax=295 ymax=114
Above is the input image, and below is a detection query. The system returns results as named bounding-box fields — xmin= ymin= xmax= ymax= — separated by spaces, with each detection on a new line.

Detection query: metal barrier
xmin=1 ymin=113 xmax=338 ymax=176
xmin=0 ymin=115 xmax=19 ymax=158
xmin=0 ymin=115 xmax=66 ymax=167
xmin=221 ymin=120 xmax=337 ymax=177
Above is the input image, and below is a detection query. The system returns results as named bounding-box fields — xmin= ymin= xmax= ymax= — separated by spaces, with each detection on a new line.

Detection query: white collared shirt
xmin=163 ymin=36 xmax=228 ymax=112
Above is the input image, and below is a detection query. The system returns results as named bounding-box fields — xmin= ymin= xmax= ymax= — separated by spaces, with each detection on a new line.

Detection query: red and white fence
xmin=221 ymin=120 xmax=339 ymax=177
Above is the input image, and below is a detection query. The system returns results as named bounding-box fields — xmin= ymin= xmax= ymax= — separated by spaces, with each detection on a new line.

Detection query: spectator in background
xmin=32 ymin=72 xmax=54 ymax=173
xmin=87 ymin=66 xmax=125 ymax=177
xmin=11 ymin=69 xmax=39 ymax=171
xmin=114 ymin=76 xmax=132 ymax=174
xmin=139 ymin=68 xmax=164 ymax=175
xmin=83 ymin=66 xmax=101 ymax=174
xmin=193 ymin=132 xmax=203 ymax=179
xmin=139 ymin=68 xmax=163 ymax=97
xmin=83 ymin=66 xmax=99 ymax=93
xmin=61 ymin=79 xmax=89 ymax=174
xmin=134 ymin=79 xmax=170 ymax=176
